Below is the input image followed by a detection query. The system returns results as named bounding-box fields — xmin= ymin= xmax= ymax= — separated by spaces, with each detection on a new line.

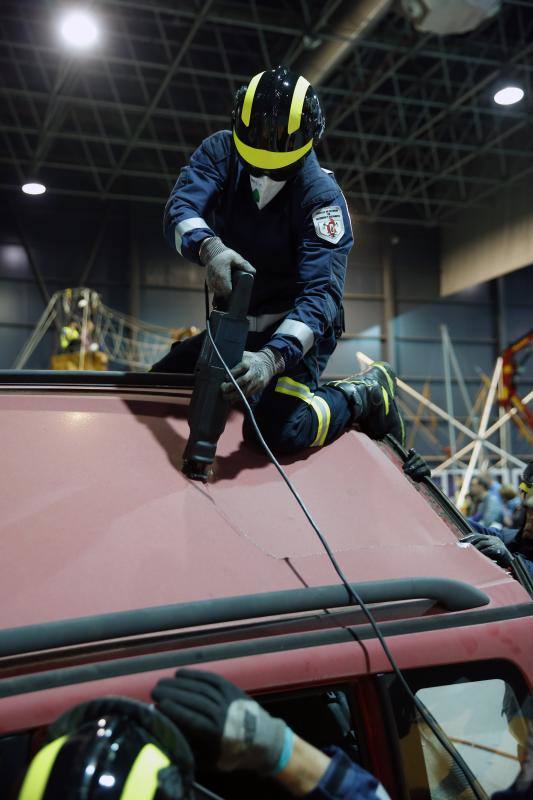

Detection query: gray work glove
xmin=221 ymin=347 xmax=285 ymax=401
xmin=462 ymin=532 xmax=514 ymax=568
xmin=199 ymin=236 xmax=255 ymax=298
xmin=152 ymin=669 xmax=291 ymax=774
xmin=403 ymin=448 xmax=431 ymax=482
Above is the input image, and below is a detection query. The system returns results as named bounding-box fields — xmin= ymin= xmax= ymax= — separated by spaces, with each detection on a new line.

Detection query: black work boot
xmin=325 ymin=361 xmax=405 ymax=446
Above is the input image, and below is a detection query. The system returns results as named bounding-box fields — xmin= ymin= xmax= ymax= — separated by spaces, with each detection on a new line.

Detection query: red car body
xmin=1 ymin=371 xmax=531 ymax=798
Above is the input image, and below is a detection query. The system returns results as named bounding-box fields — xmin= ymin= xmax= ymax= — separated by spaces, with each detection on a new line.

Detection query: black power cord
xmin=204 ymin=310 xmax=485 ymax=800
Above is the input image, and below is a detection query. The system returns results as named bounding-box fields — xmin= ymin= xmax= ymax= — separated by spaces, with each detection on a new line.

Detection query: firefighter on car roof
xmin=151 ymin=67 xmax=405 ymax=453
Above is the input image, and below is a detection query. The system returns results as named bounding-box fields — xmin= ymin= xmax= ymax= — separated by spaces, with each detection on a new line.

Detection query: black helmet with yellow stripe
xmin=232 ymin=66 xmax=325 ymax=180
xmin=17 ymin=696 xmax=194 ymax=800
xmin=520 ymin=461 xmax=532 ymax=496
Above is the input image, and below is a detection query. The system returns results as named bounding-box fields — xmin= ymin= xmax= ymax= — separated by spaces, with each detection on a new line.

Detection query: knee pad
xmin=242 ymin=412 xmax=306 ymax=455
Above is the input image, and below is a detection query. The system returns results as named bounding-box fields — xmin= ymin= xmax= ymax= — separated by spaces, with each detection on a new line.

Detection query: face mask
xmin=249 ymin=175 xmax=286 ymax=210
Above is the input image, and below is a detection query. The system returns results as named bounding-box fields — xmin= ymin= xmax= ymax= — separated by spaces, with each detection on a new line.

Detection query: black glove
xmin=152 ymin=669 xmax=292 ymax=774
xmin=199 ymin=236 xmax=255 ymax=298
xmin=462 ymin=533 xmax=514 ymax=568
xmin=403 ymin=449 xmax=431 ymax=482
xmin=221 ymin=348 xmax=285 ymax=401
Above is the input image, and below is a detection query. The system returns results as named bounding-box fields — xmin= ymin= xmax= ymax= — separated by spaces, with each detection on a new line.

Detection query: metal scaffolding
xmin=357 ymin=349 xmax=531 ymax=498
xmin=1 ymin=0 xmax=533 ymax=226
xmin=13 ymin=287 xmax=179 ymax=370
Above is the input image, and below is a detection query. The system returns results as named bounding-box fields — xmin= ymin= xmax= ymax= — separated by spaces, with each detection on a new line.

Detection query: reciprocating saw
xmin=182 ymin=270 xmax=254 ymax=481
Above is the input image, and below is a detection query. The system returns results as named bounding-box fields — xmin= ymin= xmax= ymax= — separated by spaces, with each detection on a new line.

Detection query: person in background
xmin=479 ymin=469 xmax=503 ymax=501
xmin=463 ymin=490 xmax=479 ymax=519
xmin=500 ymin=484 xmax=522 ymax=528
xmin=59 ymin=319 xmax=80 ymax=353
xmin=492 ymin=713 xmax=533 ymax=800
xmin=467 ymin=475 xmax=503 ymax=528
xmin=463 ymin=462 xmax=533 ymax=578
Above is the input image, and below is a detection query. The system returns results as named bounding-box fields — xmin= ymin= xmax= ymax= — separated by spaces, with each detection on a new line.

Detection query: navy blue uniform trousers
xmin=151 ymin=329 xmax=352 ymax=454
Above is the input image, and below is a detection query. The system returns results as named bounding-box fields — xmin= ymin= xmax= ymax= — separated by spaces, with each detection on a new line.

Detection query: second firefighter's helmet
xmin=520 ymin=461 xmax=532 ymax=495
xmin=232 ymin=66 xmax=325 ymax=179
xmin=17 ymin=696 xmax=194 ymax=800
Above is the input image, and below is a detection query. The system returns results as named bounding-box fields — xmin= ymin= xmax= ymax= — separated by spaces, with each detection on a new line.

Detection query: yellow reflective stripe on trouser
xmin=120 ymin=743 xmax=171 ymax=800
xmin=241 ymin=71 xmax=264 ymax=126
xmin=18 ymin=736 xmax=67 ymax=800
xmin=275 ymin=377 xmax=331 ymax=447
xmin=288 ymin=76 xmax=310 ymax=134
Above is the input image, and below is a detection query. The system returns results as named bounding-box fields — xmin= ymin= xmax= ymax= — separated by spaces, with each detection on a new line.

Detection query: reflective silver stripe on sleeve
xmin=174 ymin=217 xmax=210 ymax=254
xmin=247 ymin=311 xmax=287 ymax=332
xmin=274 ymin=319 xmax=315 ymax=354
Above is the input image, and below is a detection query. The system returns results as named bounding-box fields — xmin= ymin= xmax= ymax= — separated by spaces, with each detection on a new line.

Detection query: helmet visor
xmin=233 ymin=129 xmax=313 ymax=172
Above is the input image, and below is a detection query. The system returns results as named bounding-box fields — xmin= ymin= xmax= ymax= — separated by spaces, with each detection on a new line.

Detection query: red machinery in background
xmin=499 ymin=329 xmax=533 ymax=443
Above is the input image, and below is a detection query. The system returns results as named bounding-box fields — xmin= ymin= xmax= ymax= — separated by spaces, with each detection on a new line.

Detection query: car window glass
xmin=417 ymin=679 xmax=523 ymax=797
xmin=386 ymin=664 xmax=529 ymax=800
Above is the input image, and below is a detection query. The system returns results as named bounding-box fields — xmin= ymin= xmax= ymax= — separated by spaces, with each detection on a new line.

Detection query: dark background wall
xmin=1 ymin=194 xmax=531 ymax=460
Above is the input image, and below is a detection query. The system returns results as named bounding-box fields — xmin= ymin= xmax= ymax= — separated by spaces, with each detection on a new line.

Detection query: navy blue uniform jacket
xmin=164 ymin=130 xmax=353 ymax=371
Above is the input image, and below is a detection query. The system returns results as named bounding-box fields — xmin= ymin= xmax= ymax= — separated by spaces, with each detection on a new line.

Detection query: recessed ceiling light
xmin=60 ymin=9 xmax=99 ymax=48
xmin=22 ymin=182 xmax=46 ymax=195
xmin=493 ymin=86 xmax=524 ymax=106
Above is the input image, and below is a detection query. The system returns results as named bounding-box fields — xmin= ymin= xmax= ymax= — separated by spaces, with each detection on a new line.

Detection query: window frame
xmin=378 ymin=658 xmax=530 ymax=800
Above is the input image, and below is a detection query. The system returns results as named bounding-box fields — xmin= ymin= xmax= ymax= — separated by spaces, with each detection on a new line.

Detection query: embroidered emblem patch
xmin=312 ymin=206 xmax=344 ymax=244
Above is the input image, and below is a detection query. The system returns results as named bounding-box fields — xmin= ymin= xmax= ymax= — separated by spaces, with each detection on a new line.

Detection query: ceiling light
xmin=60 ymin=9 xmax=99 ymax=48
xmin=22 ymin=183 xmax=46 ymax=195
xmin=493 ymin=86 xmax=524 ymax=106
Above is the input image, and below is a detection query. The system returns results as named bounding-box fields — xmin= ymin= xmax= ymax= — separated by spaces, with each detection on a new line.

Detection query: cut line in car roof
xmin=1 ymin=369 xmax=530 ymax=638
xmin=0 ymin=369 xmax=470 ymax=537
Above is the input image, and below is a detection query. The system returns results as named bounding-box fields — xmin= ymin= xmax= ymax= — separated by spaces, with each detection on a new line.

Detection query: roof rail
xmin=3 ymin=602 xmax=531 ymax=702
xmin=0 ymin=578 xmax=489 ymax=660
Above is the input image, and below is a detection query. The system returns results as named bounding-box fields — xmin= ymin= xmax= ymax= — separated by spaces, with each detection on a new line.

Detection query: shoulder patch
xmin=312 ymin=205 xmax=345 ymax=245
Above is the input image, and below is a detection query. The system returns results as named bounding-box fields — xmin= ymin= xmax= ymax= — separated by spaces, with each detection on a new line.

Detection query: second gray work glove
xmin=221 ymin=347 xmax=285 ymax=401
xmin=152 ymin=669 xmax=292 ymax=774
xmin=199 ymin=236 xmax=255 ymax=298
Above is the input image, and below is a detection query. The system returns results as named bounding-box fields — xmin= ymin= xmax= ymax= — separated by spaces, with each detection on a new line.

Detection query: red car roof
xmin=0 ymin=375 xmax=526 ymax=634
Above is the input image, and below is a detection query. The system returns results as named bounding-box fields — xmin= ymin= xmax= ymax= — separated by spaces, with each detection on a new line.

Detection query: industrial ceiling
xmin=1 ymin=0 xmax=532 ymax=227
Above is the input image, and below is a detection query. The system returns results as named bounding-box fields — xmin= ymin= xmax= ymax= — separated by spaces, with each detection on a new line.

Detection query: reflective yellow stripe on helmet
xmin=241 ymin=71 xmax=264 ymax=127
xmin=233 ymin=129 xmax=313 ymax=170
xmin=275 ymin=377 xmax=331 ymax=447
xmin=288 ymin=76 xmax=310 ymax=135
xmin=120 ymin=743 xmax=171 ymax=800
xmin=18 ymin=737 xmax=67 ymax=800
xmin=381 ymin=386 xmax=389 ymax=416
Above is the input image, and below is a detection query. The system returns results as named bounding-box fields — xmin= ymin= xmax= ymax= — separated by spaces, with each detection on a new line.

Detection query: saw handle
xmin=228 ymin=269 xmax=254 ymax=319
